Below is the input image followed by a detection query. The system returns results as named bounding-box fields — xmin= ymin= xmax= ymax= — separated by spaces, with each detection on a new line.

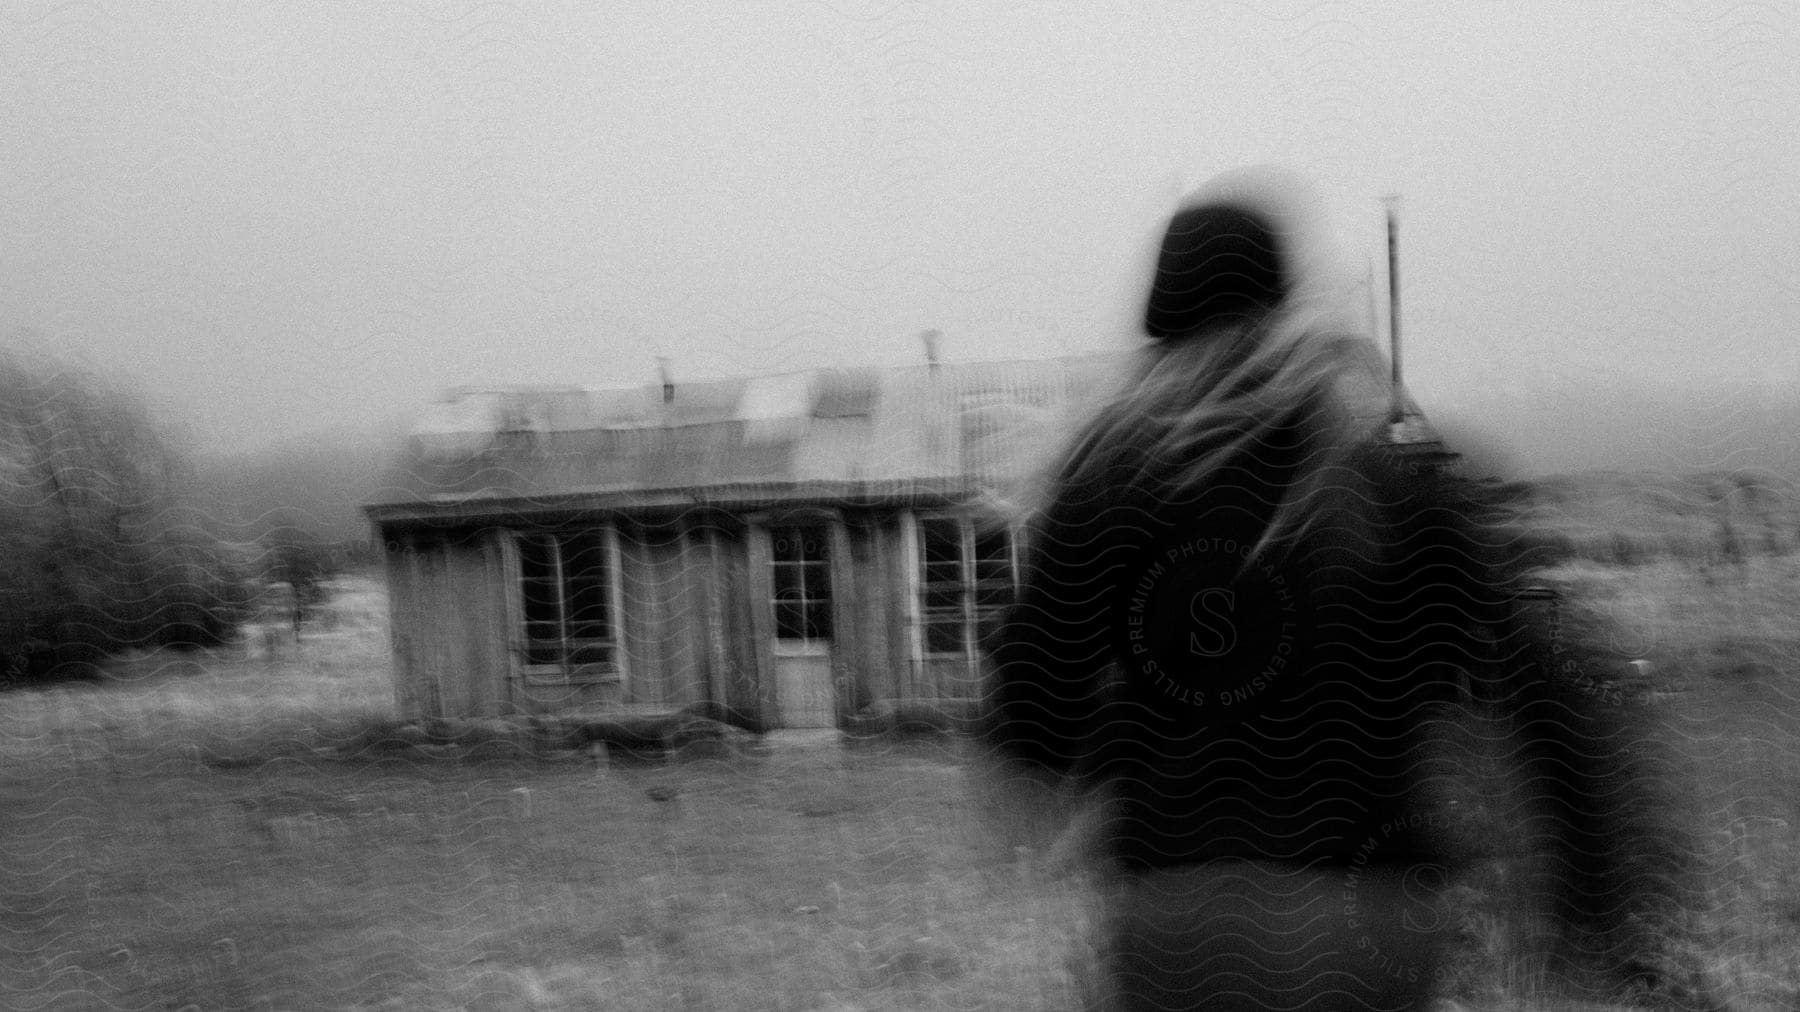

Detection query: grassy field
xmin=1535 ymin=554 xmax=1800 ymax=1010
xmin=0 ymin=579 xmax=1094 ymax=1011
xmin=2 ymin=559 xmax=1798 ymax=1011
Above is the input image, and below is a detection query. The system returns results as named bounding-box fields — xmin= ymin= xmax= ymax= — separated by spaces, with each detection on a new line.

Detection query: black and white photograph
xmin=2 ymin=4 xmax=1798 ymax=1009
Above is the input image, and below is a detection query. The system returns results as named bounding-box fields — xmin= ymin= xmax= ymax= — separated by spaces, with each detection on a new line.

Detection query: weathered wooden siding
xmin=618 ymin=523 xmax=709 ymax=709
xmin=744 ymin=523 xmax=777 ymax=726
xmin=384 ymin=530 xmax=424 ymax=717
xmin=468 ymin=530 xmax=514 ymax=716
xmin=713 ymin=523 xmax=764 ymax=727
xmin=383 ymin=526 xmax=511 ymax=719
xmin=691 ymin=525 xmax=728 ymax=710
xmin=381 ymin=506 xmax=1000 ymax=724
xmin=828 ymin=518 xmax=856 ymax=726
xmin=885 ymin=516 xmax=919 ymax=706
xmin=844 ymin=516 xmax=891 ymax=711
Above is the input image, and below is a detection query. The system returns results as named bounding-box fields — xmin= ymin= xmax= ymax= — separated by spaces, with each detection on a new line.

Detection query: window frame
xmin=914 ymin=513 xmax=1017 ymax=658
xmin=512 ymin=525 xmax=626 ymax=686
xmin=768 ymin=522 xmax=833 ymax=653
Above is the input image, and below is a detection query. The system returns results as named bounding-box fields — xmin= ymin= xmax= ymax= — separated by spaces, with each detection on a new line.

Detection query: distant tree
xmin=260 ymin=516 xmax=336 ymax=626
xmin=0 ymin=347 xmax=252 ymax=681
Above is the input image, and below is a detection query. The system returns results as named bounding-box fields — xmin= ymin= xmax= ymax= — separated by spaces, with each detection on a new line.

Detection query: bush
xmin=0 ymin=348 xmax=255 ymax=682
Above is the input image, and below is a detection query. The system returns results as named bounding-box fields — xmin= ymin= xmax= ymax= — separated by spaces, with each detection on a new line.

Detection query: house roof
xmin=365 ymin=356 xmax=1129 ymax=524
xmin=365 ymin=351 xmax=1447 ymax=525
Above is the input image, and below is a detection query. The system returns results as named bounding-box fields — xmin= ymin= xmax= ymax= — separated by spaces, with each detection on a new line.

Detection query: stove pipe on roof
xmin=1385 ymin=196 xmax=1404 ymax=425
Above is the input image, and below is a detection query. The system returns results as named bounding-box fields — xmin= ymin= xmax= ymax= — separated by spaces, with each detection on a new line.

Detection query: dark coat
xmin=985 ymin=386 xmax=1528 ymax=872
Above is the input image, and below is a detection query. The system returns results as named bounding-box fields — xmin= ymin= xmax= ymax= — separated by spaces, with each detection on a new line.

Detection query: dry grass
xmin=1532 ymin=555 xmax=1800 ymax=1011
xmin=0 ymin=578 xmax=1092 ymax=1010
xmin=1 ymin=564 xmax=1797 ymax=1010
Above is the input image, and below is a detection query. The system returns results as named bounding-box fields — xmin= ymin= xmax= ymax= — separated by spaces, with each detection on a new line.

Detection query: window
xmin=517 ymin=529 xmax=618 ymax=678
xmin=972 ymin=526 xmax=1015 ymax=637
xmin=770 ymin=525 xmax=831 ymax=646
xmin=918 ymin=516 xmax=1015 ymax=655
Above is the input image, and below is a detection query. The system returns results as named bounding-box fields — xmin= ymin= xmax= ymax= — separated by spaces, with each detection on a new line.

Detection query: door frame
xmin=746 ymin=508 xmax=852 ymax=729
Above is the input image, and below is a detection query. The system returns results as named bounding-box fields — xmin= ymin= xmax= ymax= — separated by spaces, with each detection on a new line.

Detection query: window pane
xmin=923 ymin=561 xmax=961 ymax=588
xmin=925 ymin=617 xmax=963 ymax=654
xmin=566 ymin=588 xmax=610 ymax=641
xmin=922 ymin=518 xmax=961 ymax=562
xmin=775 ymin=600 xmax=807 ymax=640
xmin=806 ymin=600 xmax=832 ymax=641
xmin=772 ymin=526 xmax=827 ymax=563
xmin=804 ymin=560 xmax=831 ymax=603
xmin=974 ymin=556 xmax=1011 ymax=584
xmin=563 ymin=532 xmax=612 ymax=642
xmin=973 ymin=528 xmax=1014 ymax=612
xmin=524 ymin=619 xmax=562 ymax=664
xmin=564 ymin=530 xmax=607 ymax=573
xmin=773 ymin=561 xmax=801 ymax=599
xmin=974 ymin=583 xmax=1012 ymax=610
xmin=772 ymin=525 xmax=829 ymax=641
xmin=519 ymin=535 xmax=560 ymax=629
xmin=566 ymin=642 xmax=613 ymax=667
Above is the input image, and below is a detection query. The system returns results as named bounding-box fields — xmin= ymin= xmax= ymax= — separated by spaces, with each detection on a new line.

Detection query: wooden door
xmin=768 ymin=524 xmax=835 ymax=727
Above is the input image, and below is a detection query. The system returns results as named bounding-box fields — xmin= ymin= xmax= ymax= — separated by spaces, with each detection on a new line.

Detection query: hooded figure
xmin=981 ymin=169 xmax=1701 ymax=1011
xmin=1142 ymin=197 xmax=1286 ymax=337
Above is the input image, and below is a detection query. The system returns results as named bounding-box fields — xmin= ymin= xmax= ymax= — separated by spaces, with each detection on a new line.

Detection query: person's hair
xmin=1029 ymin=305 xmax=1388 ymax=568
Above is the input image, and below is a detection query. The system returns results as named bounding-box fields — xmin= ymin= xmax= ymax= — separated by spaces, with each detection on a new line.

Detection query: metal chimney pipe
xmin=1384 ymin=196 xmax=1404 ymax=425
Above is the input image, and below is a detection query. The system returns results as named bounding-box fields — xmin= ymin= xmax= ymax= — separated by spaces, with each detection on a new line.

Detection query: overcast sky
xmin=4 ymin=2 xmax=1797 ymax=475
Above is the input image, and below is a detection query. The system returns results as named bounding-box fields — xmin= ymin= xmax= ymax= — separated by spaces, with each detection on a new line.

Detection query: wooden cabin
xmin=363 ymin=357 xmax=1125 ymax=729
xmin=365 ymin=352 xmax=1450 ymax=730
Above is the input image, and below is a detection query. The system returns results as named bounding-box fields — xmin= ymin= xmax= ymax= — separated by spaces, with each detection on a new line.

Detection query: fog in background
xmin=4 ymin=3 xmax=1798 ymax=479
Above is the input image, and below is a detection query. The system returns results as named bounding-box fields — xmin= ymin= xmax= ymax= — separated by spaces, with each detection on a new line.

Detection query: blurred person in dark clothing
xmin=981 ymin=168 xmax=1709 ymax=1011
